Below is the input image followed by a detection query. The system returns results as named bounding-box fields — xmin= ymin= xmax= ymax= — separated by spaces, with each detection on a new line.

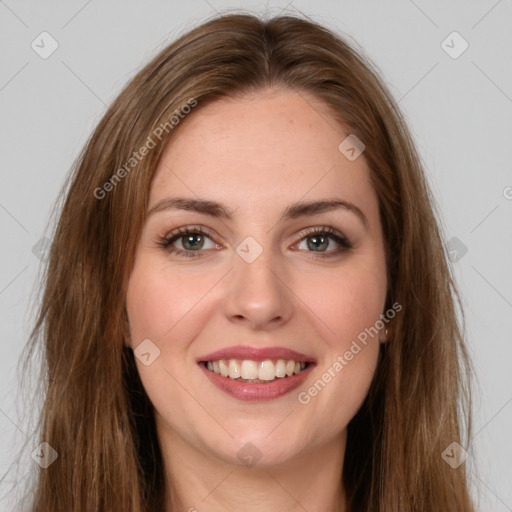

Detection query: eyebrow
xmin=147 ymin=196 xmax=368 ymax=229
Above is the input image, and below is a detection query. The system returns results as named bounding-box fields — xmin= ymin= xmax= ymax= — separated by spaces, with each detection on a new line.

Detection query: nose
xmin=222 ymin=245 xmax=294 ymax=331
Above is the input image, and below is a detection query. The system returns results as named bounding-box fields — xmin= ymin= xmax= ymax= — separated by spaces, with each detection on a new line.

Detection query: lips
xmin=199 ymin=362 xmax=315 ymax=401
xmin=197 ymin=345 xmax=316 ymax=363
xmin=197 ymin=345 xmax=316 ymax=401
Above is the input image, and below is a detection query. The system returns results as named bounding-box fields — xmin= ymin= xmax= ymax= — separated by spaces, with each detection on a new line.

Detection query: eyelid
xmin=162 ymin=224 xmax=219 ymax=243
xmin=293 ymin=225 xmax=347 ymax=241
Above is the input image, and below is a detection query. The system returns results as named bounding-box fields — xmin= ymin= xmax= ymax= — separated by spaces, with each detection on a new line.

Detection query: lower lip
xmin=199 ymin=363 xmax=315 ymax=402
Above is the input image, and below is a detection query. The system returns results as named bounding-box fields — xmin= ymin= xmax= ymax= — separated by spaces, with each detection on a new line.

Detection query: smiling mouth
xmin=200 ymin=358 xmax=312 ymax=383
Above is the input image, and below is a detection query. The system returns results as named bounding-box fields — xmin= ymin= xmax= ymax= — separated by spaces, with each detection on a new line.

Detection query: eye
xmin=293 ymin=226 xmax=353 ymax=258
xmin=160 ymin=226 xmax=220 ymax=259
xmin=160 ymin=225 xmax=352 ymax=260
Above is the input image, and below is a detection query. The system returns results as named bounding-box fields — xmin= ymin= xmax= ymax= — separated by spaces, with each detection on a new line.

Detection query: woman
xmin=19 ymin=12 xmax=474 ymax=512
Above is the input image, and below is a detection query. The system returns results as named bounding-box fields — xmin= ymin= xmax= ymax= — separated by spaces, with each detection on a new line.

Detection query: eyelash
xmin=159 ymin=225 xmax=353 ymax=260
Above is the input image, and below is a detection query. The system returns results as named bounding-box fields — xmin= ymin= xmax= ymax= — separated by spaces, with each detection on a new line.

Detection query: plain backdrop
xmin=1 ymin=1 xmax=511 ymax=510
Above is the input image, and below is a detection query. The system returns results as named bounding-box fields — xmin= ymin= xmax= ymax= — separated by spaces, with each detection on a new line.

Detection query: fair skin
xmin=126 ymin=89 xmax=388 ymax=512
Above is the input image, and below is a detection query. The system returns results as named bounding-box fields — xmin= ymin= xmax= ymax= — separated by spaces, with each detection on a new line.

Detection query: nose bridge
xmin=223 ymin=235 xmax=293 ymax=329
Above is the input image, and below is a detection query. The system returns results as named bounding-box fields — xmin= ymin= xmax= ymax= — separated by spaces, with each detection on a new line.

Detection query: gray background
xmin=1 ymin=1 xmax=511 ymax=510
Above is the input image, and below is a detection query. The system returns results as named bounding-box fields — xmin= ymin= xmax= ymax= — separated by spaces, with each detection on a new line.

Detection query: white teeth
xmin=258 ymin=360 xmax=275 ymax=381
xmin=240 ymin=360 xmax=258 ymax=379
xmin=219 ymin=359 xmax=229 ymax=377
xmin=275 ymin=359 xmax=287 ymax=378
xmin=204 ymin=358 xmax=308 ymax=381
xmin=228 ymin=359 xmax=241 ymax=379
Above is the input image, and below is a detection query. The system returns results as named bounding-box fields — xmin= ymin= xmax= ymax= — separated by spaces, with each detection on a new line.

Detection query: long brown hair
xmin=16 ymin=12 xmax=474 ymax=511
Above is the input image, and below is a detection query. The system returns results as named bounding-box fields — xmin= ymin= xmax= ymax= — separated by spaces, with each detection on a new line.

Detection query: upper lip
xmin=197 ymin=345 xmax=316 ymax=363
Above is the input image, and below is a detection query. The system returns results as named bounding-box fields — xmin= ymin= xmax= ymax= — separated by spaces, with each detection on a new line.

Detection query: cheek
xmin=125 ymin=258 xmax=218 ymax=424
xmin=125 ymin=257 xmax=219 ymax=345
xmin=299 ymin=259 xmax=387 ymax=349
xmin=292 ymin=260 xmax=385 ymax=420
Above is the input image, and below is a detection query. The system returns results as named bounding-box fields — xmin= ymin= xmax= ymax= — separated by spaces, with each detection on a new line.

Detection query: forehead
xmin=149 ymin=89 xmax=378 ymax=223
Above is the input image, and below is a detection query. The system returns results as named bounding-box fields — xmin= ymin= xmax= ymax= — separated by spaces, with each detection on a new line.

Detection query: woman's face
xmin=126 ymin=89 xmax=388 ymax=468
